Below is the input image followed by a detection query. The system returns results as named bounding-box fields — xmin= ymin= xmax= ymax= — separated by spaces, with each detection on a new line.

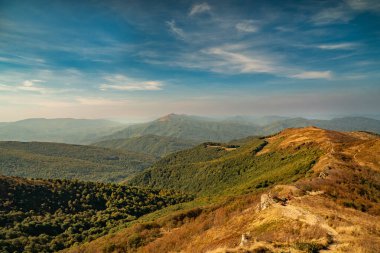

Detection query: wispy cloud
xmin=19 ymin=80 xmax=47 ymax=92
xmin=0 ymin=80 xmax=49 ymax=93
xmin=0 ymin=17 xmax=136 ymax=67
xmin=0 ymin=85 xmax=13 ymax=91
xmin=202 ymin=47 xmax=333 ymax=79
xmin=0 ymin=55 xmax=46 ymax=66
xmin=100 ymin=75 xmax=163 ymax=91
xmin=317 ymin=43 xmax=357 ymax=50
xmin=311 ymin=6 xmax=350 ymax=25
xmin=202 ymin=46 xmax=275 ymax=74
xmin=311 ymin=0 xmax=380 ymax=25
xmin=292 ymin=71 xmax=332 ymax=79
xmin=76 ymin=97 xmax=128 ymax=106
xmin=189 ymin=3 xmax=211 ymax=16
xmin=145 ymin=42 xmax=334 ymax=80
xmin=235 ymin=20 xmax=259 ymax=33
xmin=345 ymin=0 xmax=380 ymax=12
xmin=166 ymin=20 xmax=185 ymax=39
xmin=0 ymin=69 xmax=89 ymax=96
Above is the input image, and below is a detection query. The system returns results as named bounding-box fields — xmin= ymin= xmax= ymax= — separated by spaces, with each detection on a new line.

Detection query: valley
xmin=62 ymin=127 xmax=380 ymax=253
xmin=1 ymin=125 xmax=379 ymax=253
xmin=92 ymin=134 xmax=198 ymax=157
xmin=0 ymin=141 xmax=155 ymax=182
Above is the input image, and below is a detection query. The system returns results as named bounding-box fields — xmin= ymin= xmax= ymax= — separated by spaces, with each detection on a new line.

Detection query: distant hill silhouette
xmin=99 ymin=114 xmax=262 ymax=142
xmin=99 ymin=114 xmax=380 ymax=143
xmin=0 ymin=118 xmax=124 ymax=144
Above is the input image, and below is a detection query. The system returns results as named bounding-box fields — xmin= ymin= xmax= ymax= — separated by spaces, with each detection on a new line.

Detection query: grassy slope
xmin=0 ymin=141 xmax=156 ymax=182
xmin=129 ymin=137 xmax=321 ymax=195
xmin=93 ymin=134 xmax=198 ymax=157
xmin=64 ymin=127 xmax=380 ymax=253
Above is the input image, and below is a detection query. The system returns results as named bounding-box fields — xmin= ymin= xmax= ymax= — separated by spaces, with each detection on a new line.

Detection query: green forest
xmin=0 ymin=141 xmax=156 ymax=182
xmin=0 ymin=176 xmax=192 ymax=253
xmin=130 ymin=138 xmax=321 ymax=195
xmin=93 ymin=134 xmax=198 ymax=157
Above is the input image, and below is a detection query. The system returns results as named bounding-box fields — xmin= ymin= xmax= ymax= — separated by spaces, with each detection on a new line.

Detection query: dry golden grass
xmin=63 ymin=127 xmax=380 ymax=253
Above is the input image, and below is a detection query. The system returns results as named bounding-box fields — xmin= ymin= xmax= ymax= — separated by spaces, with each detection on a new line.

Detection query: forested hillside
xmin=93 ymin=134 xmax=198 ymax=157
xmin=0 ymin=141 xmax=156 ymax=182
xmin=100 ymin=114 xmax=262 ymax=142
xmin=129 ymin=137 xmax=321 ymax=195
xmin=0 ymin=176 xmax=192 ymax=253
xmin=65 ymin=127 xmax=380 ymax=253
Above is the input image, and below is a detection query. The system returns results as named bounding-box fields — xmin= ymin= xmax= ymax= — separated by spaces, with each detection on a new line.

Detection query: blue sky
xmin=0 ymin=0 xmax=379 ymax=121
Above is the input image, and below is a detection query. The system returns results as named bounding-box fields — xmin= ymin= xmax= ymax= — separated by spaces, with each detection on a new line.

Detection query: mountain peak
xmin=157 ymin=113 xmax=184 ymax=122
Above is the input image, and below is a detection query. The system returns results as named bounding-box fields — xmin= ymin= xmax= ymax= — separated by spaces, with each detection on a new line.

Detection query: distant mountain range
xmin=262 ymin=116 xmax=380 ymax=134
xmin=221 ymin=115 xmax=290 ymax=126
xmin=99 ymin=114 xmax=380 ymax=143
xmin=0 ymin=118 xmax=124 ymax=144
xmin=0 ymin=115 xmax=379 ymax=146
xmin=98 ymin=114 xmax=262 ymax=143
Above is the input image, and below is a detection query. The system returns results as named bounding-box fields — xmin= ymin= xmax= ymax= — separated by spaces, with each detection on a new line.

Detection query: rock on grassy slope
xmin=63 ymin=127 xmax=380 ymax=253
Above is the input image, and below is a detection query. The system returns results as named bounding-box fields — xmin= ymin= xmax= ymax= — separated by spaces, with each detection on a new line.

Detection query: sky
xmin=0 ymin=0 xmax=379 ymax=122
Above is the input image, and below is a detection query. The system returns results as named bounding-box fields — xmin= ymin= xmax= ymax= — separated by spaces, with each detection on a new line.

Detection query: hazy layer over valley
xmin=1 ymin=114 xmax=379 ymax=144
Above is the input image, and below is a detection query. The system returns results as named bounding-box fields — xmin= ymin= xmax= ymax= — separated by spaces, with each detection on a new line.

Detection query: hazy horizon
xmin=1 ymin=0 xmax=379 ymax=121
xmin=1 ymin=112 xmax=380 ymax=124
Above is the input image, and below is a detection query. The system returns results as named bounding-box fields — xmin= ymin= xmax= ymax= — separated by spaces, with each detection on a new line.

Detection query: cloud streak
xmin=149 ymin=43 xmax=333 ymax=80
xmin=235 ymin=20 xmax=259 ymax=33
xmin=76 ymin=97 xmax=128 ymax=106
xmin=0 ymin=80 xmax=50 ymax=93
xmin=203 ymin=46 xmax=275 ymax=74
xmin=311 ymin=0 xmax=380 ymax=25
xmin=311 ymin=5 xmax=350 ymax=25
xmin=317 ymin=43 xmax=357 ymax=50
xmin=345 ymin=0 xmax=380 ymax=12
xmin=166 ymin=20 xmax=185 ymax=39
xmin=189 ymin=3 xmax=211 ymax=16
xmin=100 ymin=75 xmax=163 ymax=91
xmin=292 ymin=71 xmax=332 ymax=79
